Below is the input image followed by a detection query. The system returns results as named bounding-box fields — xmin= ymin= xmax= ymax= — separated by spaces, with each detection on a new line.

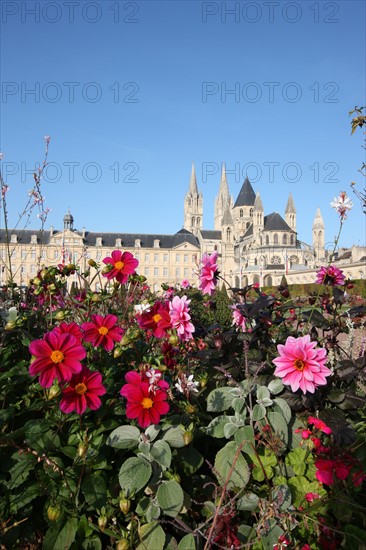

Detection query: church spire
xmin=285 ymin=192 xmax=296 ymax=231
xmin=183 ymin=162 xmax=203 ymax=235
xmin=214 ymin=163 xmax=233 ymax=230
xmin=312 ymin=208 xmax=325 ymax=260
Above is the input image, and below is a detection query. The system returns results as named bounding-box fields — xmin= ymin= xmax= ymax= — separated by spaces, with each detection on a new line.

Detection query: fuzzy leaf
xmin=214 ymin=441 xmax=250 ymax=490
xmin=119 ymin=457 xmax=152 ymax=495
xmin=156 ymin=480 xmax=184 ymax=517
xmin=137 ymin=521 xmax=166 ymax=550
xmin=207 ymin=387 xmax=239 ymax=412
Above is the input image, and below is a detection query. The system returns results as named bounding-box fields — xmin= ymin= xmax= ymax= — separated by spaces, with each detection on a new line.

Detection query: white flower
xmin=134 ymin=303 xmax=151 ymax=315
xmin=175 ymin=374 xmax=199 ymax=394
xmin=330 ymin=191 xmax=353 ymax=219
xmin=145 ymin=368 xmax=161 ymax=386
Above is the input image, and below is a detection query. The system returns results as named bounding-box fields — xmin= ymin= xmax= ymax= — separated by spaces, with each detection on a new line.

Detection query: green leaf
xmin=249 ymin=449 xmax=277 ymax=482
xmin=161 ymin=426 xmax=186 ymax=448
xmin=106 ymin=425 xmax=140 ymax=449
xmin=285 ymin=448 xmax=307 ymax=476
xmin=137 ymin=521 xmax=166 ymax=550
xmin=81 ymin=475 xmax=107 ymax=508
xmin=176 ymin=447 xmax=203 ymax=475
xmin=178 ymin=534 xmax=196 ymax=549
xmin=223 ymin=422 xmax=238 ymax=439
xmin=256 ymin=386 xmax=270 ymax=401
xmin=150 ymin=440 xmax=172 ymax=470
xmin=214 ymin=441 xmax=250 ymax=490
xmin=267 ymin=411 xmax=288 ymax=449
xmin=268 ymin=379 xmax=284 ymax=395
xmin=273 ymin=398 xmax=292 ymax=423
xmin=52 ymin=518 xmax=77 ymax=550
xmin=237 ymin=492 xmax=259 ymax=511
xmin=288 ymin=476 xmax=326 ymax=508
xmin=232 ymin=397 xmax=246 ymax=413
xmin=261 ymin=519 xmax=284 ymax=550
xmin=81 ymin=536 xmax=102 ymax=550
xmin=234 ymin=426 xmax=255 ymax=455
xmin=271 ymin=484 xmax=292 ymax=510
xmin=206 ymin=415 xmax=229 ymax=438
xmin=156 ymin=480 xmax=184 ymax=517
xmin=252 ymin=403 xmax=266 ymax=421
xmin=8 ymin=453 xmax=37 ymax=490
xmin=146 ymin=502 xmax=161 ymax=522
xmin=119 ymin=457 xmax=152 ymax=496
xmin=207 ymin=387 xmax=239 ymax=412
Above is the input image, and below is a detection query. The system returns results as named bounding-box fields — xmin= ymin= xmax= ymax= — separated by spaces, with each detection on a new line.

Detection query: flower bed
xmin=0 ymin=245 xmax=365 ymax=550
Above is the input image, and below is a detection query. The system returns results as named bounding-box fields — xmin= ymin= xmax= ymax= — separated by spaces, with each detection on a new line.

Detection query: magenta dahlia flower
xmin=272 ymin=335 xmax=331 ymax=394
xmin=199 ymin=252 xmax=219 ymax=295
xmin=29 ymin=332 xmax=86 ymax=388
xmin=120 ymin=371 xmax=169 ymax=428
xmin=102 ymin=249 xmax=139 ymax=284
xmin=231 ymin=305 xmax=247 ymax=331
xmin=315 ymin=265 xmax=345 ymax=286
xmin=81 ymin=314 xmax=124 ymax=351
xmin=169 ymin=295 xmax=195 ymax=341
xmin=60 ymin=365 xmax=106 ymax=415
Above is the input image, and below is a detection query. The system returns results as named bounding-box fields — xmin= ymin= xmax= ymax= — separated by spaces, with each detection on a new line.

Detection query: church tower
xmin=285 ymin=192 xmax=296 ymax=232
xmin=253 ymin=192 xmax=264 ymax=244
xmin=312 ymin=208 xmax=325 ymax=261
xmin=214 ymin=163 xmax=233 ymax=230
xmin=232 ymin=177 xmax=256 ymax=238
xmin=183 ymin=162 xmax=203 ymax=235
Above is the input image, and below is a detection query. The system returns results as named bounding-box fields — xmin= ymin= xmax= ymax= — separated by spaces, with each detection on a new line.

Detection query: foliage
xmin=0 ymin=251 xmax=365 ymax=550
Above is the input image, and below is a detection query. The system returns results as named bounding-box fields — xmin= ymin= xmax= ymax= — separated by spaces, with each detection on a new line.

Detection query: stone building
xmin=0 ymin=165 xmax=364 ymax=290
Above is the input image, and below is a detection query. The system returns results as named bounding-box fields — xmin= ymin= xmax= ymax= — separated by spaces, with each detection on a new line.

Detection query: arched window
xmin=192 ymin=217 xmax=195 ymax=226
xmin=226 ymin=228 xmax=231 ymax=242
xmin=246 ymin=222 xmax=250 ymax=229
xmin=197 ymin=217 xmax=200 ymax=226
xmin=240 ymin=209 xmax=243 ymax=218
xmin=290 ymin=234 xmax=294 ymax=245
xmin=274 ymin=234 xmax=278 ymax=245
xmin=283 ymin=234 xmax=287 ymax=245
xmin=266 ymin=235 xmax=269 ymax=245
xmin=254 ymin=258 xmax=257 ymax=265
xmin=260 ymin=236 xmax=262 ymax=245
xmin=250 ymin=208 xmax=253 ymax=217
xmin=188 ymin=198 xmax=191 ymax=207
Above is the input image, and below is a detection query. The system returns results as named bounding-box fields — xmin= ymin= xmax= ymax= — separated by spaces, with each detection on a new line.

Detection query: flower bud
xmin=116 ymin=539 xmax=130 ymax=550
xmin=119 ymin=498 xmax=131 ymax=514
xmin=183 ymin=431 xmax=193 ymax=445
xmin=91 ymin=293 xmax=102 ymax=302
xmin=47 ymin=505 xmax=61 ymax=521
xmin=114 ymin=346 xmax=123 ymax=359
xmin=98 ymin=515 xmax=107 ymax=532
xmin=88 ymin=259 xmax=97 ymax=267
xmin=54 ymin=310 xmax=65 ymax=320
xmin=185 ymin=404 xmax=197 ymax=414
xmin=169 ymin=334 xmax=179 ymax=346
xmin=48 ymin=386 xmax=59 ymax=400
xmin=5 ymin=321 xmax=16 ymax=331
xmin=78 ymin=441 xmax=88 ymax=458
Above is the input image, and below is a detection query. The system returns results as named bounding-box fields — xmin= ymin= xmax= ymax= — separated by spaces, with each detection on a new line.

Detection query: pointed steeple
xmin=222 ymin=202 xmax=234 ymax=225
xmin=312 ymin=208 xmax=325 ymax=259
xmin=285 ymin=192 xmax=296 ymax=214
xmin=285 ymin=192 xmax=296 ymax=231
xmin=313 ymin=207 xmax=324 ymax=228
xmin=234 ymin=177 xmax=256 ymax=207
xmin=214 ymin=163 xmax=233 ymax=230
xmin=254 ymin=192 xmax=264 ymax=212
xmin=189 ymin=162 xmax=199 ymax=195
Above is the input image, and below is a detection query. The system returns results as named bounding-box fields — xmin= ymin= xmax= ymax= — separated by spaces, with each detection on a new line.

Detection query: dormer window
xmin=96 ymin=237 xmax=102 ymax=246
xmin=116 ymin=238 xmax=122 ymax=247
xmin=135 ymin=239 xmax=141 ymax=247
xmin=31 ymin=234 xmax=37 ymax=244
xmin=153 ymin=239 xmax=160 ymax=248
xmin=10 ymin=234 xmax=17 ymax=244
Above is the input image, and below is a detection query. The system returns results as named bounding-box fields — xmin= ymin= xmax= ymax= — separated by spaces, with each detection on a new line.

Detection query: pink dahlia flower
xmin=231 ymin=305 xmax=247 ymax=331
xmin=199 ymin=252 xmax=219 ymax=295
xmin=81 ymin=314 xmax=124 ymax=351
xmin=60 ymin=365 xmax=106 ymax=415
xmin=169 ymin=295 xmax=195 ymax=341
xmin=315 ymin=265 xmax=345 ymax=286
xmin=29 ymin=332 xmax=86 ymax=388
xmin=272 ymin=335 xmax=331 ymax=394
xmin=102 ymin=249 xmax=139 ymax=284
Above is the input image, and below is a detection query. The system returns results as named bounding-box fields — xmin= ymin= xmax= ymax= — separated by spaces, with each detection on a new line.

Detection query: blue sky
xmin=1 ymin=0 xmax=365 ymax=249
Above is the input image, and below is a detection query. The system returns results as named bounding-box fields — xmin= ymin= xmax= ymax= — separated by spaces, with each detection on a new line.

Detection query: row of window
xmin=143 ymin=267 xmax=191 ymax=277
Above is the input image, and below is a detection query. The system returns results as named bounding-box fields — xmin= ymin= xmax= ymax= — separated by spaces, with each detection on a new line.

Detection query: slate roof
xmin=0 ymin=228 xmax=200 ymax=249
xmin=234 ymin=177 xmax=256 ymax=207
xmin=265 ymin=264 xmax=285 ymax=270
xmin=264 ymin=212 xmax=292 ymax=232
xmin=200 ymin=230 xmax=222 ymax=240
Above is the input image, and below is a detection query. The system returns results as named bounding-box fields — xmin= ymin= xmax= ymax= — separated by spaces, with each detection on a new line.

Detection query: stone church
xmin=3 ymin=163 xmax=364 ymax=290
xmin=184 ymin=163 xmax=325 ymax=287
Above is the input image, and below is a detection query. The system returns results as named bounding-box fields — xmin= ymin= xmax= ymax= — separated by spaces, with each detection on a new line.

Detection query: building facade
xmin=1 ymin=165 xmax=365 ymax=290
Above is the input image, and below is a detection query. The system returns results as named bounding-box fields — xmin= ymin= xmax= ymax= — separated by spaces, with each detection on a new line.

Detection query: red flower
xmin=137 ymin=301 xmax=172 ymax=338
xmin=308 ymin=416 xmax=332 ymax=435
xmin=60 ymin=365 xmax=106 ymax=415
xmin=81 ymin=314 xmax=124 ymax=351
xmin=121 ymin=383 xmax=169 ymax=428
xmin=102 ymin=249 xmax=138 ymax=284
xmin=29 ymin=332 xmax=86 ymax=388
xmin=315 ymin=265 xmax=345 ymax=286
xmin=51 ymin=322 xmax=83 ymax=341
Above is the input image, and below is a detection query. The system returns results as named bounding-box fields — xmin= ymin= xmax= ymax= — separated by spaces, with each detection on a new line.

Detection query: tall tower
xmin=312 ymin=208 xmax=325 ymax=260
xmin=253 ymin=192 xmax=264 ymax=244
xmin=183 ymin=163 xmax=203 ymax=235
xmin=63 ymin=208 xmax=74 ymax=231
xmin=214 ymin=163 xmax=233 ymax=230
xmin=232 ymin=176 xmax=256 ymax=238
xmin=285 ymin=192 xmax=296 ymax=232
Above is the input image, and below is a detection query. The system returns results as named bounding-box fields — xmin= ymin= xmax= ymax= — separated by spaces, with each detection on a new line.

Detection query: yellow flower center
xmin=75 ymin=383 xmax=87 ymax=395
xmin=115 ymin=261 xmax=124 ymax=270
xmin=153 ymin=314 xmax=162 ymax=323
xmin=98 ymin=326 xmax=109 ymax=335
xmin=294 ymin=359 xmax=305 ymax=371
xmin=50 ymin=350 xmax=64 ymax=364
xmin=141 ymin=397 xmax=153 ymax=409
